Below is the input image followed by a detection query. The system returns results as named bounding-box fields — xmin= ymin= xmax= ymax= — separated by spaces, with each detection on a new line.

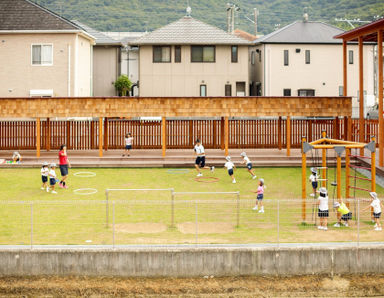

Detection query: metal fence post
xmin=30 ymin=203 xmax=33 ymax=250
xmin=357 ymin=198 xmax=360 ymax=247
xmin=113 ymin=201 xmax=115 ymax=249
xmin=277 ymin=200 xmax=280 ymax=248
xmin=195 ymin=200 xmax=198 ymax=245
xmin=236 ymin=191 xmax=240 ymax=228
xmin=171 ymin=189 xmax=175 ymax=228
xmin=106 ymin=189 xmax=109 ymax=228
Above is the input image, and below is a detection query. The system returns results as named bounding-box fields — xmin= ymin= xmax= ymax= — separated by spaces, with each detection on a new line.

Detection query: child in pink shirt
xmin=253 ymin=178 xmax=265 ymax=213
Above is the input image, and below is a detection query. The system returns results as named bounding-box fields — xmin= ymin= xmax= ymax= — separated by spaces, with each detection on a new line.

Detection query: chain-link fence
xmin=0 ymin=194 xmax=382 ymax=247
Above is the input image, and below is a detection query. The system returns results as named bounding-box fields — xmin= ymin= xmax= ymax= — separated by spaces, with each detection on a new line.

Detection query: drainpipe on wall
xmin=67 ymin=44 xmax=71 ymax=96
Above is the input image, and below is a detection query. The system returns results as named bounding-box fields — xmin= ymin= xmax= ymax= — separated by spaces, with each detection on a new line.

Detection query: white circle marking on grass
xmin=74 ymin=171 xmax=96 ymax=178
xmin=73 ymin=188 xmax=98 ymax=195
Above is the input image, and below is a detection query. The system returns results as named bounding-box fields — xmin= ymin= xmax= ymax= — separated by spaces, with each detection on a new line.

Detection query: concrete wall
xmin=139 ymin=45 xmax=250 ymax=97
xmin=0 ymin=246 xmax=383 ymax=277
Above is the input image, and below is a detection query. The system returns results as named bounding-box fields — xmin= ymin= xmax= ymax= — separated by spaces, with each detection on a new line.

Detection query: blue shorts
xmin=125 ymin=145 xmax=132 ymax=150
xmin=341 ymin=212 xmax=352 ymax=221
xmin=374 ymin=212 xmax=381 ymax=219
xmin=42 ymin=176 xmax=48 ymax=183
xmin=257 ymin=194 xmax=263 ymax=201
xmin=195 ymin=156 xmax=206 ymax=167
xmin=247 ymin=163 xmax=252 ymax=170
xmin=228 ymin=169 xmax=234 ymax=176
xmin=312 ymin=181 xmax=318 ymax=189
xmin=60 ymin=164 xmax=68 ymax=176
xmin=49 ymin=178 xmax=56 ymax=186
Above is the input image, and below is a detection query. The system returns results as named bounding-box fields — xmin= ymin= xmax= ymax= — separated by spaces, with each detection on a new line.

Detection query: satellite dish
xmin=186 ymin=6 xmax=192 ymax=16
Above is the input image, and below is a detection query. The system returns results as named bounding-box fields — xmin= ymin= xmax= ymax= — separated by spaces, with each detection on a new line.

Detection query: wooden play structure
xmin=301 ymin=131 xmax=376 ymax=222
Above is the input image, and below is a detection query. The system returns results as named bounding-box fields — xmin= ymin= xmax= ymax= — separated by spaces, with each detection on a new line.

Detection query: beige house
xmin=252 ymin=19 xmax=375 ymax=116
xmin=0 ymin=0 xmax=95 ymax=97
xmin=131 ymin=15 xmax=253 ymax=97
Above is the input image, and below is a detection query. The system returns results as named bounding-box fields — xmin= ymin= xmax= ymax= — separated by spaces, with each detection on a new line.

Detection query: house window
xmin=349 ymin=50 xmax=354 ymax=64
xmin=175 ymin=46 xmax=181 ymax=63
xmin=283 ymin=89 xmax=291 ymax=96
xmin=32 ymin=44 xmax=53 ymax=65
xmin=153 ymin=46 xmax=171 ymax=62
xmin=298 ymin=89 xmax=315 ymax=96
xmin=225 ymin=84 xmax=232 ymax=96
xmin=284 ymin=50 xmax=289 ymax=66
xmin=200 ymin=84 xmax=207 ymax=96
xmin=191 ymin=46 xmax=215 ymax=62
xmin=339 ymin=86 xmax=344 ymax=96
xmin=305 ymin=50 xmax=310 ymax=64
xmin=231 ymin=46 xmax=238 ymax=63
xmin=251 ymin=51 xmax=255 ymax=65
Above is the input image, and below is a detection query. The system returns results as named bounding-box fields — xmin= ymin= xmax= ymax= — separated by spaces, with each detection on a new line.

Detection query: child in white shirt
xmin=40 ymin=162 xmax=49 ymax=191
xmin=364 ymin=192 xmax=383 ymax=231
xmin=48 ymin=163 xmax=58 ymax=194
xmin=309 ymin=168 xmax=319 ymax=197
xmin=122 ymin=132 xmax=133 ymax=157
xmin=224 ymin=156 xmax=236 ymax=184
xmin=240 ymin=152 xmax=257 ymax=179
xmin=317 ymin=187 xmax=329 ymax=231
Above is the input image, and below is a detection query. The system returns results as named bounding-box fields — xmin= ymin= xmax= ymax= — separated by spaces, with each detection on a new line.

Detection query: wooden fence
xmin=0 ymin=118 xmax=379 ymax=150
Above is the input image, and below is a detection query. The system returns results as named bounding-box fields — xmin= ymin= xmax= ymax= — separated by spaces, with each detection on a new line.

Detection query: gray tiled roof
xmin=131 ymin=16 xmax=251 ymax=45
xmin=0 ymin=0 xmax=80 ymax=30
xmin=71 ymin=20 xmax=121 ymax=45
xmin=255 ymin=21 xmax=345 ymax=44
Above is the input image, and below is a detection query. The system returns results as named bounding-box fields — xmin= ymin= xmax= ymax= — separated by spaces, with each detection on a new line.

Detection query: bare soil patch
xmin=0 ymin=274 xmax=383 ymax=297
xmin=115 ymin=223 xmax=167 ymax=234
xmin=177 ymin=222 xmax=234 ymax=234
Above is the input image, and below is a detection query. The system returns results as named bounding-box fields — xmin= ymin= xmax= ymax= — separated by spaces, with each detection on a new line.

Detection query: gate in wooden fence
xmin=0 ymin=118 xmax=379 ymax=150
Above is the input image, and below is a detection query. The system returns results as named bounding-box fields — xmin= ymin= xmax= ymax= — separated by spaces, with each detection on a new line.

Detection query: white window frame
xmin=31 ymin=43 xmax=53 ymax=66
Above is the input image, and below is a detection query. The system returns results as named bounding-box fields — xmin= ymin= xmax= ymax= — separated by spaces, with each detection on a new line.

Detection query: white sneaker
xmin=51 ymin=190 xmax=57 ymax=194
xmin=323 ymin=227 xmax=328 ymax=231
xmin=310 ymin=193 xmax=315 ymax=197
xmin=317 ymin=226 xmax=323 ymax=230
xmin=334 ymin=223 xmax=341 ymax=228
xmin=259 ymin=209 xmax=264 ymax=213
xmin=342 ymin=222 xmax=349 ymax=227
xmin=46 ymin=187 xmax=50 ymax=192
xmin=40 ymin=187 xmax=44 ymax=190
xmin=210 ymin=166 xmax=215 ymax=172
xmin=252 ymin=175 xmax=257 ymax=179
xmin=252 ymin=206 xmax=258 ymax=211
xmin=197 ymin=173 xmax=203 ymax=177
xmin=232 ymin=180 xmax=236 ymax=184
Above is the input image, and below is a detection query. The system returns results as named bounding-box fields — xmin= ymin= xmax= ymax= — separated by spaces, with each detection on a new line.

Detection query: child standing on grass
xmin=40 ymin=162 xmax=49 ymax=190
xmin=240 ymin=152 xmax=257 ymax=179
xmin=48 ymin=163 xmax=58 ymax=194
xmin=224 ymin=156 xmax=236 ymax=184
xmin=317 ymin=187 xmax=329 ymax=230
xmin=122 ymin=133 xmax=133 ymax=157
xmin=363 ymin=192 xmax=383 ymax=231
xmin=309 ymin=168 xmax=319 ymax=197
xmin=253 ymin=178 xmax=265 ymax=213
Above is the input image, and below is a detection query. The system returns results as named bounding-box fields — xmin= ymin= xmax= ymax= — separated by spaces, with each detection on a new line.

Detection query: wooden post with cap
xmin=224 ymin=116 xmax=229 ymax=156
xmin=36 ymin=118 xmax=41 ymax=158
xmin=302 ymin=136 xmax=307 ymax=222
xmin=162 ymin=116 xmax=166 ymax=157
xmin=286 ymin=116 xmax=291 ymax=156
xmin=98 ymin=117 xmax=103 ymax=157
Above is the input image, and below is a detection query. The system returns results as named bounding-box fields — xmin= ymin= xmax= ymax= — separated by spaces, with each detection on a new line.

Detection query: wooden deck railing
xmin=0 ymin=118 xmax=379 ymax=150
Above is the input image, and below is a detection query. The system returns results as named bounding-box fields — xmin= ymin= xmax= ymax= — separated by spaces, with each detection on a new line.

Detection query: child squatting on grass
xmin=253 ymin=178 xmax=265 ymax=213
xmin=224 ymin=156 xmax=236 ymax=184
xmin=40 ymin=162 xmax=49 ymax=191
xmin=48 ymin=163 xmax=58 ymax=194
xmin=317 ymin=187 xmax=329 ymax=231
xmin=362 ymin=192 xmax=383 ymax=231
xmin=309 ymin=167 xmax=319 ymax=197
xmin=333 ymin=199 xmax=352 ymax=227
xmin=240 ymin=152 xmax=257 ymax=179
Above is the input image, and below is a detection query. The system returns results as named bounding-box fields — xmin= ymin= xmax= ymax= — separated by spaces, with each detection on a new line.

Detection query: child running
xmin=333 ymin=199 xmax=352 ymax=227
xmin=240 ymin=152 xmax=257 ymax=179
xmin=309 ymin=168 xmax=319 ymax=197
xmin=48 ymin=163 xmax=58 ymax=194
xmin=122 ymin=132 xmax=133 ymax=157
xmin=40 ymin=162 xmax=49 ymax=191
xmin=224 ymin=156 xmax=236 ymax=184
xmin=253 ymin=178 xmax=265 ymax=213
xmin=363 ymin=192 xmax=383 ymax=231
xmin=317 ymin=187 xmax=329 ymax=230
xmin=194 ymin=139 xmax=214 ymax=177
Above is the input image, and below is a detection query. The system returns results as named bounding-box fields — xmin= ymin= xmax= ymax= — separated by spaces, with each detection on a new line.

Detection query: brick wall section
xmin=0 ymin=97 xmax=352 ymax=118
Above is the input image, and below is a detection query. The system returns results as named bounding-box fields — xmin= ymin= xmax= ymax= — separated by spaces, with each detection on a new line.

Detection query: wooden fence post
xmin=46 ymin=117 xmax=51 ymax=151
xmin=99 ymin=117 xmax=103 ymax=157
xmin=302 ymin=136 xmax=306 ymax=222
xmin=224 ymin=116 xmax=229 ymax=156
xmin=220 ymin=117 xmax=225 ymax=150
xmin=162 ymin=116 xmax=166 ymax=157
xmin=286 ymin=116 xmax=291 ymax=156
xmin=36 ymin=118 xmax=40 ymax=158
xmin=278 ymin=116 xmax=282 ymax=150
xmin=189 ymin=120 xmax=193 ymax=148
xmin=104 ymin=117 xmax=108 ymax=151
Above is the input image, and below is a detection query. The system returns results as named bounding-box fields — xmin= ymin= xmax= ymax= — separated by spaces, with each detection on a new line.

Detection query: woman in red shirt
xmin=58 ymin=144 xmax=71 ymax=189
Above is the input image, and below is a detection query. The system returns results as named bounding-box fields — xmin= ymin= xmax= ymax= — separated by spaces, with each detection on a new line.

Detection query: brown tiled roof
xmin=233 ymin=29 xmax=258 ymax=42
xmin=0 ymin=0 xmax=79 ymax=30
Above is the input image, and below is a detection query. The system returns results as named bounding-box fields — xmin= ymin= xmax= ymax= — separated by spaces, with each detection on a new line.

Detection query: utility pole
xmin=254 ymin=8 xmax=259 ymax=36
xmin=226 ymin=3 xmax=240 ymax=33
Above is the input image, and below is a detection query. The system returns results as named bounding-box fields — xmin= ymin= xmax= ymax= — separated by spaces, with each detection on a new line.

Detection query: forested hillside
xmin=33 ymin=0 xmax=384 ymax=34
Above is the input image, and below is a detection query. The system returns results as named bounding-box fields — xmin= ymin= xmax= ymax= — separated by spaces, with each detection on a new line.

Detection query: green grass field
xmin=0 ymin=167 xmax=383 ymax=245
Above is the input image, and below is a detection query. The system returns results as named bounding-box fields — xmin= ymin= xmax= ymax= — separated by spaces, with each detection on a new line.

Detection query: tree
xmin=114 ymin=75 xmax=132 ymax=96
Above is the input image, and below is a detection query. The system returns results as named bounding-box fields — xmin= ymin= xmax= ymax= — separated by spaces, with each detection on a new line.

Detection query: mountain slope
xmin=33 ymin=0 xmax=384 ymax=34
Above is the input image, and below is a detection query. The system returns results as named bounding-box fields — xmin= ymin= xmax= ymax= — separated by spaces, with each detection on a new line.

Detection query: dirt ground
xmin=0 ymin=274 xmax=383 ymax=297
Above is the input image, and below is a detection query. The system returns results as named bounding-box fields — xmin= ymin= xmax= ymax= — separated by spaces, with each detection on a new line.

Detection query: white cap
xmin=50 ymin=163 xmax=56 ymax=168
xmin=369 ymin=192 xmax=377 ymax=200
xmin=319 ymin=187 xmax=327 ymax=195
xmin=259 ymin=178 xmax=264 ymax=184
xmin=226 ymin=156 xmax=231 ymax=161
xmin=333 ymin=202 xmax=340 ymax=208
xmin=240 ymin=152 xmax=247 ymax=157
xmin=310 ymin=167 xmax=318 ymax=174
xmin=42 ymin=161 xmax=48 ymax=166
